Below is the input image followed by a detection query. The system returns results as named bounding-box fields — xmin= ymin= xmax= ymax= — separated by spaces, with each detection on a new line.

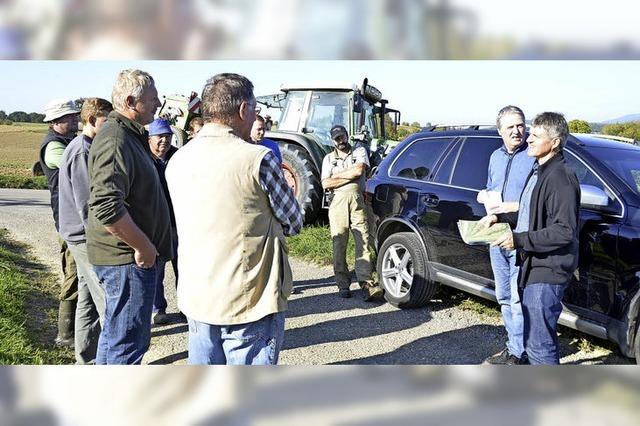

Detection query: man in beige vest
xmin=321 ymin=125 xmax=384 ymax=301
xmin=166 ymin=73 xmax=303 ymax=365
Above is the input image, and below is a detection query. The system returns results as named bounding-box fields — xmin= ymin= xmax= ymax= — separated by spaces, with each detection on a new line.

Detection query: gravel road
xmin=0 ymin=188 xmax=632 ymax=364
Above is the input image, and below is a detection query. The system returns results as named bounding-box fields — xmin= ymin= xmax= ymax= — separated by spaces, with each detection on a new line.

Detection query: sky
xmin=1 ymin=60 xmax=639 ymax=124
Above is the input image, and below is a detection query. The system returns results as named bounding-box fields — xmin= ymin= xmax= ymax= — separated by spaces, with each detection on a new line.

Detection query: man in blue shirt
xmin=479 ymin=106 xmax=535 ymax=365
xmin=251 ymin=114 xmax=282 ymax=164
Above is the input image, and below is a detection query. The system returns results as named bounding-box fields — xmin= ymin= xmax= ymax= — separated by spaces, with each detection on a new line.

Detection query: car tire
xmin=279 ymin=142 xmax=322 ymax=224
xmin=377 ymin=231 xmax=438 ymax=308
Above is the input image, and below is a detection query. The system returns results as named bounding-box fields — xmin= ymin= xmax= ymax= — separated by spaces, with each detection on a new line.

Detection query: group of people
xmin=38 ymin=68 xmax=578 ymax=366
xmin=40 ymin=70 xmax=303 ymax=365
xmin=479 ymin=106 xmax=580 ymax=365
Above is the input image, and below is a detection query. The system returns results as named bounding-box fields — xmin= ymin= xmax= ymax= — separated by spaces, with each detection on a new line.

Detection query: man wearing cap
xmin=321 ymin=124 xmax=383 ymax=301
xmin=87 ymin=69 xmax=171 ymax=364
xmin=147 ymin=118 xmax=179 ymax=325
xmin=58 ymin=98 xmax=112 ymax=363
xmin=39 ymin=98 xmax=81 ymax=347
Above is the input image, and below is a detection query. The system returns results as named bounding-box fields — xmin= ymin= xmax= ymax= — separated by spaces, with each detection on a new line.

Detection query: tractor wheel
xmin=171 ymin=125 xmax=188 ymax=148
xmin=279 ymin=142 xmax=322 ymax=224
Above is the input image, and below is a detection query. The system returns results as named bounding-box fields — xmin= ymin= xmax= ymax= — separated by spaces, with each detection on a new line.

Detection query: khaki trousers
xmin=328 ymin=191 xmax=373 ymax=289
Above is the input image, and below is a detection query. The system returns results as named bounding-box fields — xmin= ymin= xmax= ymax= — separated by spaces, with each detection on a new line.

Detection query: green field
xmin=0 ymin=123 xmax=48 ymax=189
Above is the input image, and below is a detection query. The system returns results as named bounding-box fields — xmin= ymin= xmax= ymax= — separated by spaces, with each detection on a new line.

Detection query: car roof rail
xmin=422 ymin=124 xmax=497 ymax=132
xmin=577 ymin=133 xmax=639 ymax=145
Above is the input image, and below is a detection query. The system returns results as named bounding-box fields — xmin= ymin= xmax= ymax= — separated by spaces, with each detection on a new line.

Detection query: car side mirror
xmin=580 ymin=184 xmax=609 ymax=208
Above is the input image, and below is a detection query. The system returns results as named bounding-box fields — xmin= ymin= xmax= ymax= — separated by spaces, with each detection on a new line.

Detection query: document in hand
xmin=457 ymin=220 xmax=512 ymax=246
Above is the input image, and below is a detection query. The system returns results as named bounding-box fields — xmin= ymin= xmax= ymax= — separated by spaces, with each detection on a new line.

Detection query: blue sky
xmin=1 ymin=61 xmax=638 ymax=124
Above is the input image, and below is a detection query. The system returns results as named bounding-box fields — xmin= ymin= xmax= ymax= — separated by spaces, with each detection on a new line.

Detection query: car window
xmin=583 ymin=146 xmax=640 ymax=196
xmin=432 ymin=141 xmax=461 ymax=184
xmin=450 ymin=137 xmax=503 ymax=190
xmin=389 ymin=137 xmax=455 ymax=180
xmin=564 ymin=150 xmax=620 ymax=211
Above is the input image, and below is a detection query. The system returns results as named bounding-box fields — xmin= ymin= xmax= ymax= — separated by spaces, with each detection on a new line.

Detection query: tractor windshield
xmin=304 ymin=91 xmax=350 ymax=147
xmin=278 ymin=91 xmax=307 ymax=131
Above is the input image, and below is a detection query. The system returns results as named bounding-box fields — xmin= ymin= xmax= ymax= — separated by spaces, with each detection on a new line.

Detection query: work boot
xmin=360 ymin=281 xmax=384 ymax=302
xmin=54 ymin=300 xmax=76 ymax=348
xmin=338 ymin=288 xmax=352 ymax=298
xmin=153 ymin=309 xmax=169 ymax=325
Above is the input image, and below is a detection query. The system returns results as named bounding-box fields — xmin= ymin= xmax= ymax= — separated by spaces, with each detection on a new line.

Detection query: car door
xmin=375 ymin=136 xmax=457 ymax=227
xmin=564 ymin=149 xmax=622 ymax=319
xmin=417 ymin=136 xmax=503 ymax=279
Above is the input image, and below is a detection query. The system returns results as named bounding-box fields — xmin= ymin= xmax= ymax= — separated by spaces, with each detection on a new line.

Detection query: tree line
xmin=0 ymin=110 xmax=46 ymax=125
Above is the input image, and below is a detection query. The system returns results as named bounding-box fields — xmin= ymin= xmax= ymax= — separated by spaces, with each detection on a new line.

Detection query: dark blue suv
xmin=366 ymin=129 xmax=640 ymax=362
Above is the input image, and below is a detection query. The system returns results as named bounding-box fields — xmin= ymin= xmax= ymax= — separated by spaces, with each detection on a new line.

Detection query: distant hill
xmin=601 ymin=114 xmax=640 ymax=124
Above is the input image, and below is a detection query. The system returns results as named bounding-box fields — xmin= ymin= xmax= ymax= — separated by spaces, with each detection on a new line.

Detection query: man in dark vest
xmin=39 ymin=98 xmax=81 ymax=347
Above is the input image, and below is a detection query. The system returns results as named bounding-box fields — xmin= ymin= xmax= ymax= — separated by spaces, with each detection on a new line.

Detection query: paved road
xmin=0 ymin=188 xmax=632 ymax=364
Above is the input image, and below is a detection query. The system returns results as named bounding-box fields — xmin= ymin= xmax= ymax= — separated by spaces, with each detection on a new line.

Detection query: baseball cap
xmin=148 ymin=118 xmax=173 ymax=136
xmin=330 ymin=124 xmax=348 ymax=140
xmin=43 ymin=98 xmax=80 ymax=122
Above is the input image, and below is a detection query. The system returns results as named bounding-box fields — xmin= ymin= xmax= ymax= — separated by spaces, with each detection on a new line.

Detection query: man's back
xmin=166 ymin=123 xmax=293 ymax=326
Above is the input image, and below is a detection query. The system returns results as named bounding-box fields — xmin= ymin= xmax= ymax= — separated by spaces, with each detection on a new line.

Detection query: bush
xmin=602 ymin=122 xmax=640 ymax=141
xmin=568 ymin=119 xmax=592 ymax=133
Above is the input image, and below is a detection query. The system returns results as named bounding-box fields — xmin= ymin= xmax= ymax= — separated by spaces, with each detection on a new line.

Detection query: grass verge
xmin=287 ymin=224 xmax=355 ymax=267
xmin=0 ymin=229 xmax=73 ymax=364
xmin=0 ymin=175 xmax=47 ymax=190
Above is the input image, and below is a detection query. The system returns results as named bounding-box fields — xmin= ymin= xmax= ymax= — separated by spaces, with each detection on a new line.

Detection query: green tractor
xmin=157 ymin=80 xmax=401 ymax=224
xmin=258 ymin=78 xmax=401 ymax=223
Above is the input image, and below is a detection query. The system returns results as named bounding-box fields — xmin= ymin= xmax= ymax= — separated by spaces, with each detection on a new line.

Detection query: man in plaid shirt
xmin=166 ymin=73 xmax=302 ymax=365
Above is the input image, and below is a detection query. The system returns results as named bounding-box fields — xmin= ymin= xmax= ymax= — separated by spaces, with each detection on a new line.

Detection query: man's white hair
xmin=111 ymin=69 xmax=155 ymax=112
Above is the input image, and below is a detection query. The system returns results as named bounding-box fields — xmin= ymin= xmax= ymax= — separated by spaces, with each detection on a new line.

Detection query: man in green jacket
xmin=87 ymin=69 xmax=172 ymax=364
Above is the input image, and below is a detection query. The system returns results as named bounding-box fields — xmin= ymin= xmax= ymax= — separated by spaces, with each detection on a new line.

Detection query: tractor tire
xmin=377 ymin=232 xmax=438 ymax=309
xmin=279 ymin=142 xmax=322 ymax=224
xmin=171 ymin=125 xmax=188 ymax=148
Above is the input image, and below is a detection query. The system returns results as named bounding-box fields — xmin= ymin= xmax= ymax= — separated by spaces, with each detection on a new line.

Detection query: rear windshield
xmin=586 ymin=146 xmax=640 ymax=195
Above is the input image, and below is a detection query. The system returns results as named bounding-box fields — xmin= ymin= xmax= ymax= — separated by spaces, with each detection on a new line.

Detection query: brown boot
xmin=360 ymin=281 xmax=384 ymax=302
xmin=54 ymin=300 xmax=76 ymax=347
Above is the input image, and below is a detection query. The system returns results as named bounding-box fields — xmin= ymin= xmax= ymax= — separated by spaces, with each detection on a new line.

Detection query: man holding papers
xmin=477 ymin=106 xmax=535 ymax=365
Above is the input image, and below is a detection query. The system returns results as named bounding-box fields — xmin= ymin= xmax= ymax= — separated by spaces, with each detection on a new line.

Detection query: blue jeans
xmin=93 ymin=262 xmax=157 ymax=365
xmin=188 ymin=312 xmax=285 ymax=365
xmin=522 ymin=283 xmax=567 ymax=365
xmin=153 ymin=236 xmax=178 ymax=312
xmin=489 ymin=246 xmax=524 ymax=357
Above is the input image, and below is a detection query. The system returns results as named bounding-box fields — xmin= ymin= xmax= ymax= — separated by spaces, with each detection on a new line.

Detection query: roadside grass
xmin=287 ymin=224 xmax=356 ymax=267
xmin=0 ymin=123 xmax=48 ymax=189
xmin=0 ymin=229 xmax=73 ymax=364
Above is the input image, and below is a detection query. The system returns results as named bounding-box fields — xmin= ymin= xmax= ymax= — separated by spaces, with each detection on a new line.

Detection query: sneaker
xmin=153 ymin=309 xmax=169 ymax=325
xmin=485 ymin=348 xmax=526 ymax=365
xmin=338 ymin=288 xmax=352 ymax=298
xmin=360 ymin=282 xmax=384 ymax=302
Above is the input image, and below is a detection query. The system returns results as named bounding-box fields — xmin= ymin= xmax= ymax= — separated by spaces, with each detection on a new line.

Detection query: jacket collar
xmin=537 ymin=151 xmax=565 ymax=176
xmin=197 ymin=122 xmax=247 ymax=141
xmin=110 ymin=111 xmax=148 ymax=138
xmin=500 ymin=140 xmax=528 ymax=156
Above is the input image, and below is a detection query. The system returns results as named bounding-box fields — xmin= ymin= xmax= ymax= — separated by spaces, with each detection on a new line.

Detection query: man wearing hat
xmin=147 ymin=118 xmax=179 ymax=325
xmin=39 ymin=98 xmax=81 ymax=347
xmin=321 ymin=124 xmax=383 ymax=301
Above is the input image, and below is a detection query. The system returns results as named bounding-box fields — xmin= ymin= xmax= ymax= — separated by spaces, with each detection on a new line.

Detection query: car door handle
xmin=422 ymin=194 xmax=439 ymax=207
